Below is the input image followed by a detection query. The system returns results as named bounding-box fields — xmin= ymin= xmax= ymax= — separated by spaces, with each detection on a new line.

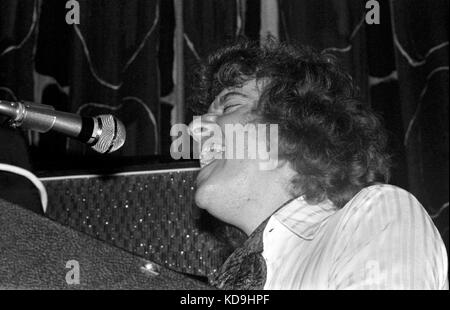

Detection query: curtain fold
xmin=1 ymin=0 xmax=161 ymax=159
xmin=0 ymin=0 xmax=42 ymax=212
xmin=279 ymin=0 xmax=369 ymax=101
xmin=278 ymin=0 xmax=448 ymax=250
xmin=183 ymin=0 xmax=238 ymax=124
xmin=390 ymin=0 xmax=448 ymax=239
xmin=67 ymin=0 xmax=160 ymax=156
xmin=0 ymin=0 xmax=37 ymax=101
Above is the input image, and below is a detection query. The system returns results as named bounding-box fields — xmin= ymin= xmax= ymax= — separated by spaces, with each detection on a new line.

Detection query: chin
xmin=194 ymin=163 xmax=222 ymax=210
xmin=194 ymin=182 xmax=214 ymax=210
xmin=194 ymin=183 xmax=231 ymax=223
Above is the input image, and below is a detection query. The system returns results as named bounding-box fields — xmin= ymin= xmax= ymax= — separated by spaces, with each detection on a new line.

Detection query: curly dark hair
xmin=190 ymin=39 xmax=391 ymax=208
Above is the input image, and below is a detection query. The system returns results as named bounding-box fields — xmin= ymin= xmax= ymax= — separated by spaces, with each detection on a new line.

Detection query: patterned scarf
xmin=208 ymin=217 xmax=271 ymax=290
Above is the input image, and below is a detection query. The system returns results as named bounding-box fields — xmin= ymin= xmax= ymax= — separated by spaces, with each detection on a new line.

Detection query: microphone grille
xmin=91 ymin=114 xmax=126 ymax=153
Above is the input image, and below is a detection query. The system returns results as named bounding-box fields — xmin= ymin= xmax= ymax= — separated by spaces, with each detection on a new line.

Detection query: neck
xmin=231 ymin=161 xmax=298 ymax=236
xmin=238 ymin=185 xmax=293 ymax=236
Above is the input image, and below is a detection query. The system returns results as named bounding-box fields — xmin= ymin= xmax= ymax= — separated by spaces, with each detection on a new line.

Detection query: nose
xmin=188 ymin=113 xmax=218 ymax=142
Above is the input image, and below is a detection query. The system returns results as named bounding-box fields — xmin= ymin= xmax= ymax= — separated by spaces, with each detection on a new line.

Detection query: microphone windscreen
xmin=91 ymin=114 xmax=126 ymax=153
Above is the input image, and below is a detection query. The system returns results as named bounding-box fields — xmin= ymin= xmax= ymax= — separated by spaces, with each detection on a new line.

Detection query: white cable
xmin=0 ymin=163 xmax=48 ymax=214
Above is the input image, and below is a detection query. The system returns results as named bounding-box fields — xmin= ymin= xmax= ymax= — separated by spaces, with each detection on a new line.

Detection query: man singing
xmin=187 ymin=39 xmax=448 ymax=290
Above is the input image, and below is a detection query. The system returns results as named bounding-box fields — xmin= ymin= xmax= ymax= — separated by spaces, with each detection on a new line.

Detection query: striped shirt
xmin=262 ymin=184 xmax=449 ymax=289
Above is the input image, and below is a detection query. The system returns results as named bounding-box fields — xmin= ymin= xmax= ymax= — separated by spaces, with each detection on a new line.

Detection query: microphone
xmin=0 ymin=100 xmax=126 ymax=154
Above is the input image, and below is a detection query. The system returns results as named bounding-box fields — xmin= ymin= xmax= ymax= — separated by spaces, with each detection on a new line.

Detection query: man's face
xmin=189 ymin=79 xmax=281 ymax=229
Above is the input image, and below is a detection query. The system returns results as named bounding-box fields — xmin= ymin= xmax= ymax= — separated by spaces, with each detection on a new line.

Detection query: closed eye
xmin=223 ymin=104 xmax=241 ymax=112
xmin=218 ymin=91 xmax=254 ymax=113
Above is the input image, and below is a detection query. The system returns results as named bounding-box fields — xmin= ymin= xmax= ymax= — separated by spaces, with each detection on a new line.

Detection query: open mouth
xmin=199 ymin=143 xmax=226 ymax=168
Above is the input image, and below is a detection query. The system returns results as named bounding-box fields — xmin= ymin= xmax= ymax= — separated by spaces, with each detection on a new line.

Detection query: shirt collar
xmin=273 ymin=196 xmax=337 ymax=240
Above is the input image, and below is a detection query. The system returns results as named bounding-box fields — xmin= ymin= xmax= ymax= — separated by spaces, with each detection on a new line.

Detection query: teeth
xmin=208 ymin=144 xmax=226 ymax=152
xmin=200 ymin=143 xmax=225 ymax=168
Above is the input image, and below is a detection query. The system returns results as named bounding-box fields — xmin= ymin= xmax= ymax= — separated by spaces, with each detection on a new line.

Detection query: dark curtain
xmin=390 ymin=0 xmax=449 ymax=242
xmin=1 ymin=0 xmax=161 ymax=161
xmin=279 ymin=0 xmax=369 ymax=101
xmin=67 ymin=0 xmax=160 ymax=157
xmin=183 ymin=0 xmax=238 ymax=124
xmin=0 ymin=0 xmax=41 ymax=212
xmin=0 ymin=0 xmax=36 ymax=99
xmin=279 ymin=0 xmax=449 ymax=249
